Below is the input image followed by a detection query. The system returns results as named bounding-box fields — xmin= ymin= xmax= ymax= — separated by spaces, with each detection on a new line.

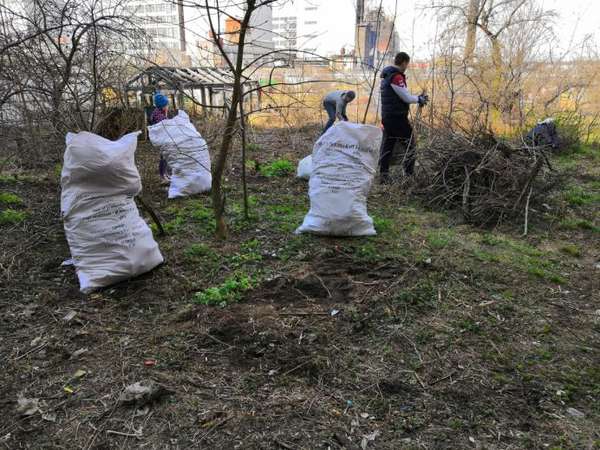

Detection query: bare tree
xmin=430 ymin=0 xmax=556 ymax=131
xmin=0 ymin=0 xmax=144 ymax=134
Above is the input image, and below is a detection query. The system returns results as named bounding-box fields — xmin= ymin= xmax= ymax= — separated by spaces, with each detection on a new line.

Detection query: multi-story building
xmin=272 ymin=0 xmax=331 ymax=58
xmin=124 ymin=0 xmax=188 ymax=64
xmin=272 ymin=15 xmax=297 ymax=54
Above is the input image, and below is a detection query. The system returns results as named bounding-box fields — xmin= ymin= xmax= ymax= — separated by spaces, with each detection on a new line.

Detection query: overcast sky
xmin=183 ymin=0 xmax=599 ymax=59
xmin=309 ymin=0 xmax=600 ymax=57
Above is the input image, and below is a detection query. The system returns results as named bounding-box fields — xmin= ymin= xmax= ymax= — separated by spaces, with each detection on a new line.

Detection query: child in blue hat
xmin=150 ymin=93 xmax=170 ymax=182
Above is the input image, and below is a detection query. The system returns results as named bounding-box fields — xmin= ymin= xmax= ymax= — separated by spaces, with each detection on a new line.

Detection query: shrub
xmin=260 ymin=159 xmax=294 ymax=177
xmin=563 ymin=186 xmax=600 ymax=207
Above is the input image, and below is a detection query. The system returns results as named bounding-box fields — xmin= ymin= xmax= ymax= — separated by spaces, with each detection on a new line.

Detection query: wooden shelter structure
xmin=124 ymin=66 xmax=260 ymax=116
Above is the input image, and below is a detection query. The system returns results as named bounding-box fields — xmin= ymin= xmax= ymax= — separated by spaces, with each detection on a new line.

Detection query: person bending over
xmin=379 ymin=52 xmax=428 ymax=183
xmin=321 ymin=90 xmax=356 ymax=135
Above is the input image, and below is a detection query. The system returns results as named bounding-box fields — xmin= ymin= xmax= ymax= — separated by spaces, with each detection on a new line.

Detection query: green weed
xmin=260 ymin=159 xmax=294 ymax=177
xmin=194 ymin=273 xmax=255 ymax=306
xmin=0 ymin=192 xmax=23 ymax=205
xmin=0 ymin=209 xmax=27 ymax=225
xmin=372 ymin=216 xmax=393 ymax=234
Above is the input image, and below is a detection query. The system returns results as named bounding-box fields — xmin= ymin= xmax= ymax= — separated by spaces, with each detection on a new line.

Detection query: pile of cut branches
xmin=413 ymin=127 xmax=557 ymax=229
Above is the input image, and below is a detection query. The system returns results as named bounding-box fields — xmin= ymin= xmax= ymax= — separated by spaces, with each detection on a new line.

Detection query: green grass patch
xmin=560 ymin=244 xmax=581 ymax=257
xmin=194 ymin=273 xmax=256 ymax=306
xmin=279 ymin=234 xmax=312 ymax=261
xmin=481 ymin=233 xmax=504 ymax=246
xmin=394 ymin=279 xmax=438 ymax=307
xmin=260 ymin=159 xmax=294 ymax=177
xmin=0 ymin=174 xmax=43 ymax=184
xmin=563 ymin=186 xmax=600 ymax=207
xmin=53 ymin=163 xmax=62 ymax=180
xmin=372 ymin=216 xmax=393 ymax=234
xmin=264 ymin=202 xmax=305 ymax=232
xmin=0 ymin=174 xmax=17 ymax=184
xmin=246 ymin=143 xmax=261 ymax=152
xmin=472 ymin=236 xmax=565 ymax=283
xmin=184 ymin=243 xmax=212 ymax=259
xmin=228 ymin=238 xmax=263 ymax=268
xmin=0 ymin=192 xmax=23 ymax=205
xmin=158 ymin=202 xmax=216 ymax=234
xmin=426 ymin=229 xmax=455 ymax=249
xmin=183 ymin=243 xmax=222 ymax=275
xmin=559 ymin=218 xmax=600 ymax=233
xmin=473 ymin=249 xmax=501 ymax=263
xmin=525 ymin=263 xmax=566 ymax=284
xmin=0 ymin=209 xmax=27 ymax=225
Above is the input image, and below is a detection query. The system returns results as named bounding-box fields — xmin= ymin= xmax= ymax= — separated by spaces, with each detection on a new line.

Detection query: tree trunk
xmin=239 ymin=91 xmax=249 ymax=220
xmin=464 ymin=0 xmax=479 ymax=62
xmin=209 ymin=0 xmax=256 ymax=239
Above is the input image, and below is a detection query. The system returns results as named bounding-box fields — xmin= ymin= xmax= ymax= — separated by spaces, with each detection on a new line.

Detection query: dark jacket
xmin=526 ymin=121 xmax=559 ymax=149
xmin=380 ymin=65 xmax=409 ymax=119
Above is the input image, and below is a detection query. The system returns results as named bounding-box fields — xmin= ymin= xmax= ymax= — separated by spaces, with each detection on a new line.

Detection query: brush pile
xmin=413 ymin=127 xmax=556 ymax=226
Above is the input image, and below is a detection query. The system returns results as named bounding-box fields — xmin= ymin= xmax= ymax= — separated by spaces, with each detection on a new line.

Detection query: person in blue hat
xmin=150 ymin=93 xmax=170 ymax=182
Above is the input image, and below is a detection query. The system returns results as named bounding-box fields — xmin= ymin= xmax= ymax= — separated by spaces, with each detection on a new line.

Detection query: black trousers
xmin=379 ymin=114 xmax=416 ymax=176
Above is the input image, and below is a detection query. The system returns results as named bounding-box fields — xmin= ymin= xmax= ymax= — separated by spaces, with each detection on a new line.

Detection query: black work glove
xmin=417 ymin=94 xmax=429 ymax=106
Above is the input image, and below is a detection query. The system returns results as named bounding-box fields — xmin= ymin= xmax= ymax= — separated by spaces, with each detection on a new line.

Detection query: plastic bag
xmin=296 ymin=122 xmax=382 ymax=236
xmin=297 ymin=155 xmax=312 ymax=179
xmin=148 ymin=110 xmax=211 ymax=198
xmin=61 ymin=131 xmax=164 ymax=293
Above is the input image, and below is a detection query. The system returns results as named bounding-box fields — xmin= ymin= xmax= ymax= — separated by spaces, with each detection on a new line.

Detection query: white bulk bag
xmin=296 ymin=122 xmax=382 ymax=236
xmin=296 ymin=155 xmax=312 ymax=180
xmin=61 ymin=131 xmax=164 ymax=293
xmin=148 ymin=110 xmax=212 ymax=198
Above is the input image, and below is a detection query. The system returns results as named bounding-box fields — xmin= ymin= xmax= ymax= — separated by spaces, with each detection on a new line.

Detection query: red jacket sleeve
xmin=391 ymin=73 xmax=406 ymax=88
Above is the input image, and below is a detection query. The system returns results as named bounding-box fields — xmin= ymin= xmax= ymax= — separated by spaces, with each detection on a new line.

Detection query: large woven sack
xmin=61 ymin=131 xmax=163 ymax=293
xmin=296 ymin=122 xmax=382 ymax=236
xmin=148 ymin=110 xmax=211 ymax=198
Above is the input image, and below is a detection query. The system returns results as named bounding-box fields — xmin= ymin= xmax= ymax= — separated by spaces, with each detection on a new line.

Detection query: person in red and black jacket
xmin=379 ymin=52 xmax=428 ymax=183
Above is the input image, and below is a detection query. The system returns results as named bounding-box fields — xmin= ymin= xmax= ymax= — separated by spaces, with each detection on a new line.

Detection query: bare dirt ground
xmin=0 ymin=124 xmax=599 ymax=449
